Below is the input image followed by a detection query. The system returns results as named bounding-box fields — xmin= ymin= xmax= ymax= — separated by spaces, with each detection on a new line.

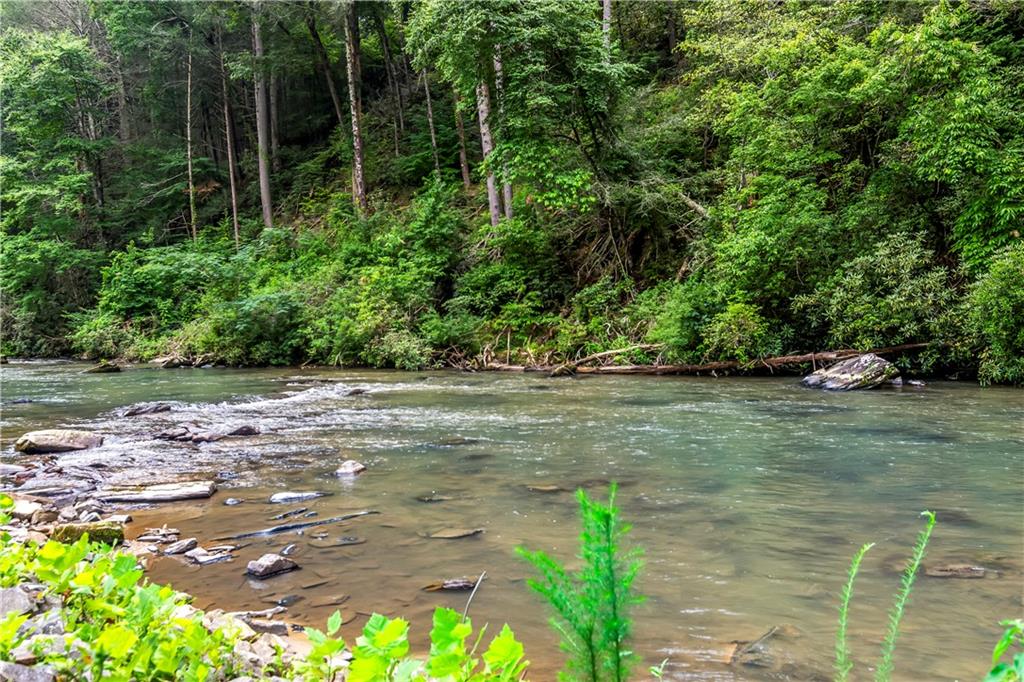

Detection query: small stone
xmin=164 ymin=538 xmax=199 ymax=555
xmin=227 ymin=425 xmax=260 ymax=436
xmin=203 ymin=610 xmax=257 ymax=641
xmin=246 ymin=554 xmax=298 ymax=578
xmin=121 ymin=403 xmax=172 ymax=417
xmin=105 ymin=514 xmax=133 ymax=524
xmin=244 ymin=618 xmax=289 ymax=636
xmin=224 ymin=498 xmax=244 ymax=506
xmin=30 ymin=510 xmax=58 ymax=526
xmin=0 ymin=588 xmax=36 ymax=618
xmin=79 ymin=511 xmax=102 ymax=523
xmin=57 ymin=508 xmax=77 ymax=523
xmin=11 ymin=635 xmax=65 ymax=665
xmin=335 ymin=460 xmax=366 ymax=476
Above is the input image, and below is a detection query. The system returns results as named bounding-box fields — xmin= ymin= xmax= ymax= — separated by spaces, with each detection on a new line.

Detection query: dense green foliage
xmin=1 ymin=0 xmax=1022 ymax=382
xmin=518 ymin=485 xmax=643 ymax=682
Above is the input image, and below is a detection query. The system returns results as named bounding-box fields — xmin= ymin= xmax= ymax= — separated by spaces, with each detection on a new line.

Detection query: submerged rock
xmin=426 ymin=528 xmax=484 ymax=540
xmin=335 ymin=460 xmax=366 ymax=476
xmin=84 ymin=361 xmax=121 ymax=374
xmin=800 ymin=353 xmax=899 ymax=391
xmin=246 ymin=553 xmax=298 ymax=578
xmin=14 ymin=430 xmax=103 ymax=454
xmin=121 ymin=402 xmax=172 ymax=417
xmin=924 ymin=563 xmax=990 ymax=579
xmin=269 ymin=491 xmax=326 ymax=504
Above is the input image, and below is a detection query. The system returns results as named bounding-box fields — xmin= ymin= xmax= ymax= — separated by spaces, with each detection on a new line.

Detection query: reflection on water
xmin=2 ymin=361 xmax=1022 ymax=681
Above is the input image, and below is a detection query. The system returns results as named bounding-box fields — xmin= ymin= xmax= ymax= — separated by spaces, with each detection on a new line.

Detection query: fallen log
xmin=215 ymin=510 xmax=379 ymax=540
xmin=482 ymin=342 xmax=932 ymax=377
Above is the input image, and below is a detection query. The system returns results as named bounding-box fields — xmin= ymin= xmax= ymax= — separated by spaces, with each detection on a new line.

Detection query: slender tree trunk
xmin=603 ymin=0 xmax=612 ymax=58
xmin=422 ymin=69 xmax=440 ymax=173
xmin=344 ymin=1 xmax=368 ymax=214
xmin=374 ymin=13 xmax=402 ymax=157
xmin=115 ymin=57 xmax=131 ymax=143
xmin=454 ymin=90 xmax=471 ymax=189
xmin=476 ymin=80 xmax=500 ymax=227
xmin=306 ymin=14 xmax=346 ymax=127
xmin=492 ymin=46 xmax=512 ymax=219
xmin=202 ymin=100 xmax=219 ymax=169
xmin=186 ymin=42 xmax=197 ymax=241
xmin=270 ymin=73 xmax=281 ymax=171
xmin=252 ymin=3 xmax=273 ymax=228
xmin=219 ymin=32 xmax=241 ymax=249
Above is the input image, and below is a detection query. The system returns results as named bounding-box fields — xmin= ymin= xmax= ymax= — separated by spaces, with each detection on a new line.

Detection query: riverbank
xmin=1 ymin=362 xmax=1021 ymax=680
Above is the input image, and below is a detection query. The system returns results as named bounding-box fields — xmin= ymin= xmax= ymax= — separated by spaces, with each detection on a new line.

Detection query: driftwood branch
xmin=550 ymin=343 xmax=664 ymax=376
xmin=215 ymin=510 xmax=380 ymax=540
xmin=681 ymin=194 xmax=709 ymax=219
xmin=482 ymin=343 xmax=932 ymax=377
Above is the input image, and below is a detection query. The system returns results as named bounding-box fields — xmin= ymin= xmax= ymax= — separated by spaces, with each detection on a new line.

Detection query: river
xmin=1 ymin=361 xmax=1021 ymax=680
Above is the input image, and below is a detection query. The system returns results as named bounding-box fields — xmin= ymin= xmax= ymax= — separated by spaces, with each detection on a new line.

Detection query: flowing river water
xmin=1 ymin=361 xmax=1022 ymax=680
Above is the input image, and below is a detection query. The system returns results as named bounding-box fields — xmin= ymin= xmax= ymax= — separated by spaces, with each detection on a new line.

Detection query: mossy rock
xmin=51 ymin=522 xmax=124 ymax=546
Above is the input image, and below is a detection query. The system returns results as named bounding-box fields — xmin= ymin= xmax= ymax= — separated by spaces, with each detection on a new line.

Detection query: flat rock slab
xmin=269 ymin=492 xmax=327 ymax=504
xmin=247 ymin=553 xmax=298 ymax=578
xmin=14 ymin=430 xmax=103 ymax=454
xmin=50 ymin=522 xmax=124 ymax=546
xmin=96 ymin=480 xmax=217 ymax=503
xmin=164 ymin=538 xmax=198 ymax=555
xmin=800 ymin=353 xmax=899 ymax=390
xmin=0 ymin=661 xmax=56 ymax=682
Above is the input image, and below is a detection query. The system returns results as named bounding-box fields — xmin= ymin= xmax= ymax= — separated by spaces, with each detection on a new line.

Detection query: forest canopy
xmin=1 ymin=0 xmax=1022 ymax=384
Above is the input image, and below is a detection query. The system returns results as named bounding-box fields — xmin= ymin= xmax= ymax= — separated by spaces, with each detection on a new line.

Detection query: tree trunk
xmin=270 ymin=73 xmax=281 ymax=171
xmin=186 ymin=42 xmax=197 ymax=241
xmin=344 ymin=1 xmax=368 ymax=215
xmin=115 ymin=56 xmax=131 ymax=142
xmin=475 ymin=80 xmax=500 ymax=227
xmin=374 ymin=14 xmax=404 ymax=135
xmin=422 ymin=69 xmax=440 ymax=173
xmin=306 ymin=14 xmax=346 ymax=128
xmin=453 ymin=90 xmax=471 ymax=189
xmin=219 ymin=32 xmax=241 ymax=249
xmin=252 ymin=3 xmax=273 ymax=229
xmin=665 ymin=1 xmax=683 ymax=68
xmin=492 ymin=46 xmax=512 ymax=219
xmin=603 ymin=0 xmax=612 ymax=57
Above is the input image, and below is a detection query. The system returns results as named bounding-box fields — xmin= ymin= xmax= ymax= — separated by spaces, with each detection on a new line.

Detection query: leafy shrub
xmin=648 ymin=278 xmax=723 ymax=363
xmin=518 ymin=485 xmax=643 ymax=682
xmin=702 ymin=301 xmax=782 ymax=363
xmin=969 ymin=243 xmax=1024 ymax=385
xmin=794 ymin=234 xmax=961 ymax=352
xmin=986 ymin=619 xmax=1024 ymax=682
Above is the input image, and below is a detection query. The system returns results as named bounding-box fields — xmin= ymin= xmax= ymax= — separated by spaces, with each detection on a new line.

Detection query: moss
xmin=50 ymin=522 xmax=124 ymax=546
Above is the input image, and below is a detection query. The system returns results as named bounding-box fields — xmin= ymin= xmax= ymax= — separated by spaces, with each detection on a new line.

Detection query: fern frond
xmin=875 ymin=511 xmax=936 ymax=682
xmin=835 ymin=542 xmax=874 ymax=682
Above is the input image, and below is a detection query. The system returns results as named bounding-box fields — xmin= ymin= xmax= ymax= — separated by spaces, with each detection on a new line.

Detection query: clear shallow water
xmin=1 ymin=361 xmax=1022 ymax=680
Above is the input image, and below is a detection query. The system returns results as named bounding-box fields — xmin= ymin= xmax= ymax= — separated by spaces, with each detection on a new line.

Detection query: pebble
xmin=224 ymin=498 xmax=244 ymax=506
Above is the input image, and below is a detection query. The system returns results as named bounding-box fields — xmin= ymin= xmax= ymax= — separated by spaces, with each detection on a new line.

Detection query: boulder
xmin=96 ymin=480 xmax=217 ymax=503
xmin=9 ymin=497 xmax=44 ymax=521
xmin=335 ymin=460 xmax=366 ymax=476
xmin=800 ymin=353 xmax=899 ymax=391
xmin=246 ymin=554 xmax=298 ymax=578
xmin=0 ymin=588 xmax=36 ymax=618
xmin=50 ymin=521 xmax=124 ymax=546
xmin=84 ymin=361 xmax=121 ymax=373
xmin=14 ymin=430 xmax=103 ymax=454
